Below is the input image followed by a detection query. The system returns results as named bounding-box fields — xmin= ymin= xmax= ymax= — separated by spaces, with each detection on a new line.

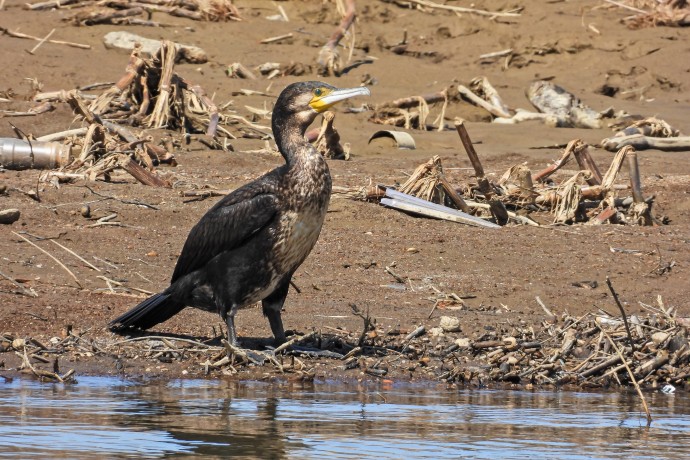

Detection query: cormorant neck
xmin=272 ymin=109 xmax=316 ymax=167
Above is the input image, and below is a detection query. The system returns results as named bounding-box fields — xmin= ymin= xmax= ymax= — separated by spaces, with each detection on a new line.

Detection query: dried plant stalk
xmin=90 ymin=45 xmax=145 ymax=115
xmin=553 ymin=171 xmax=588 ymax=224
xmin=147 ymin=41 xmax=178 ymax=129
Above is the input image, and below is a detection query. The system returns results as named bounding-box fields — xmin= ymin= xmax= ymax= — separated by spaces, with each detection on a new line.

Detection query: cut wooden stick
xmin=119 ymin=156 xmax=170 ymax=187
xmin=454 ymin=120 xmax=509 ymax=225
xmin=12 ymin=231 xmax=82 ymax=288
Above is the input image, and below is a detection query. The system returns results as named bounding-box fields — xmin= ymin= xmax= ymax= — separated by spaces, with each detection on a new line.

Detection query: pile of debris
xmin=25 ymin=0 xmax=242 ymax=26
xmin=1 ymin=40 xmax=356 ymax=187
xmin=370 ymin=77 xmax=688 ymax=153
xmin=342 ymin=123 xmax=659 ymax=227
xmin=2 ymin=296 xmax=688 ymax=394
xmin=606 ymin=0 xmax=690 ymax=29
xmin=4 ymin=42 xmax=282 ymax=187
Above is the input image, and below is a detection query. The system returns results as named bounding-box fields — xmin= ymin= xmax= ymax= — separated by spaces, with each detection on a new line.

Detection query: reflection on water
xmin=1 ymin=376 xmax=689 ymax=459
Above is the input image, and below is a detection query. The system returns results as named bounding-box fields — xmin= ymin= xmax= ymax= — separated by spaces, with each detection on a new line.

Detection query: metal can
xmin=0 ymin=138 xmax=71 ymax=170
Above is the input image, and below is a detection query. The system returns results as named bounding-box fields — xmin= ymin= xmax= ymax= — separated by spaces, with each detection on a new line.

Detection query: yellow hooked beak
xmin=309 ymin=86 xmax=371 ymax=113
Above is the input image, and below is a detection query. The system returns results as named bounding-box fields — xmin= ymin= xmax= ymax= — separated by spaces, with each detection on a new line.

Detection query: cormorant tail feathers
xmin=108 ymin=292 xmax=183 ymax=332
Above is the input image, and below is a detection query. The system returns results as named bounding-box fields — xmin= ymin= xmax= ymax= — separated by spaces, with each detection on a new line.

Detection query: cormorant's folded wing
xmin=171 ymin=193 xmax=278 ymax=282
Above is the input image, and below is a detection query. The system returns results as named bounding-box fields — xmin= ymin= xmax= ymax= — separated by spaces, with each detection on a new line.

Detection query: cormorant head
xmin=273 ymin=81 xmax=370 ymax=130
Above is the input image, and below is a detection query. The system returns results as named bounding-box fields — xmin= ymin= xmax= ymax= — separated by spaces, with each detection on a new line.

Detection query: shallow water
xmin=1 ymin=377 xmax=689 ymax=459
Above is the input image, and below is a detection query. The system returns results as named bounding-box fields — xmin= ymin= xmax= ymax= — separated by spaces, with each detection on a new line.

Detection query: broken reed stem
xmin=572 ymin=141 xmax=603 ymax=186
xmin=177 ymin=75 xmax=219 ymax=136
xmin=325 ymin=0 xmax=356 ymax=50
xmin=602 ymin=145 xmax=631 ymax=189
xmin=532 ymin=140 xmax=576 ymax=182
xmin=90 ymin=46 xmax=146 ymax=114
xmin=627 ymin=150 xmax=644 ymax=203
xmin=602 ymin=330 xmax=652 ymax=427
xmin=605 ymin=276 xmax=636 ymax=353
xmin=317 ymin=0 xmax=356 ymax=75
xmin=12 ymin=231 xmax=83 ymax=289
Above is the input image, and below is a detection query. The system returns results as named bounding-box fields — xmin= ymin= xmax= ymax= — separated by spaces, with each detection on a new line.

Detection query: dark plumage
xmin=109 ymin=81 xmax=370 ymax=345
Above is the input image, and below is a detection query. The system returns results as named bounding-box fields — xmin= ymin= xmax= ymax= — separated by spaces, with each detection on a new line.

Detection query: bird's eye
xmin=314 ymin=88 xmax=323 ymax=97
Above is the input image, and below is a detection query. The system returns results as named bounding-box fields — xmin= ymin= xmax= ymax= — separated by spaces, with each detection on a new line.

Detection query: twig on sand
xmin=26 ymin=28 xmax=55 ymax=55
xmin=107 ymin=335 xmax=222 ymax=349
xmin=1 ymin=27 xmax=90 ymax=49
xmin=274 ymin=331 xmax=317 ymax=354
xmin=382 ymin=0 xmax=521 ymax=17
xmin=350 ymin=303 xmax=374 ymax=347
xmin=97 ymin=275 xmax=153 ymax=295
xmin=603 ymin=0 xmax=647 ymax=14
xmin=0 ymin=269 xmax=38 ymax=297
xmin=606 ymin=276 xmax=636 ymax=352
xmin=50 ymin=240 xmax=101 ymax=272
xmin=12 ymin=231 xmax=83 ymax=289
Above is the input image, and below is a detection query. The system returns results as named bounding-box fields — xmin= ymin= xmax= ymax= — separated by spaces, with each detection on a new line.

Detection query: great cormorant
xmin=108 ymin=81 xmax=370 ymax=345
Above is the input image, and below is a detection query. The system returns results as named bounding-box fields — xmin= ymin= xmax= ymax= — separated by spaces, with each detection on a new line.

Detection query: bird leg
xmin=262 ymin=277 xmax=291 ymax=346
xmin=225 ymin=312 xmax=239 ymax=347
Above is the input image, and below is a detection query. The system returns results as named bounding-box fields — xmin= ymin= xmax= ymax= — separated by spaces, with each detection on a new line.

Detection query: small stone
xmin=12 ymin=338 xmax=25 ymax=349
xmin=146 ymin=251 xmax=158 ymax=257
xmin=455 ymin=337 xmax=471 ymax=348
xmin=80 ymin=205 xmax=91 ymax=218
xmin=439 ymin=316 xmax=461 ymax=332
xmin=429 ymin=326 xmax=445 ymax=338
xmin=651 ymin=331 xmax=669 ymax=345
xmin=0 ymin=208 xmax=20 ymax=225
